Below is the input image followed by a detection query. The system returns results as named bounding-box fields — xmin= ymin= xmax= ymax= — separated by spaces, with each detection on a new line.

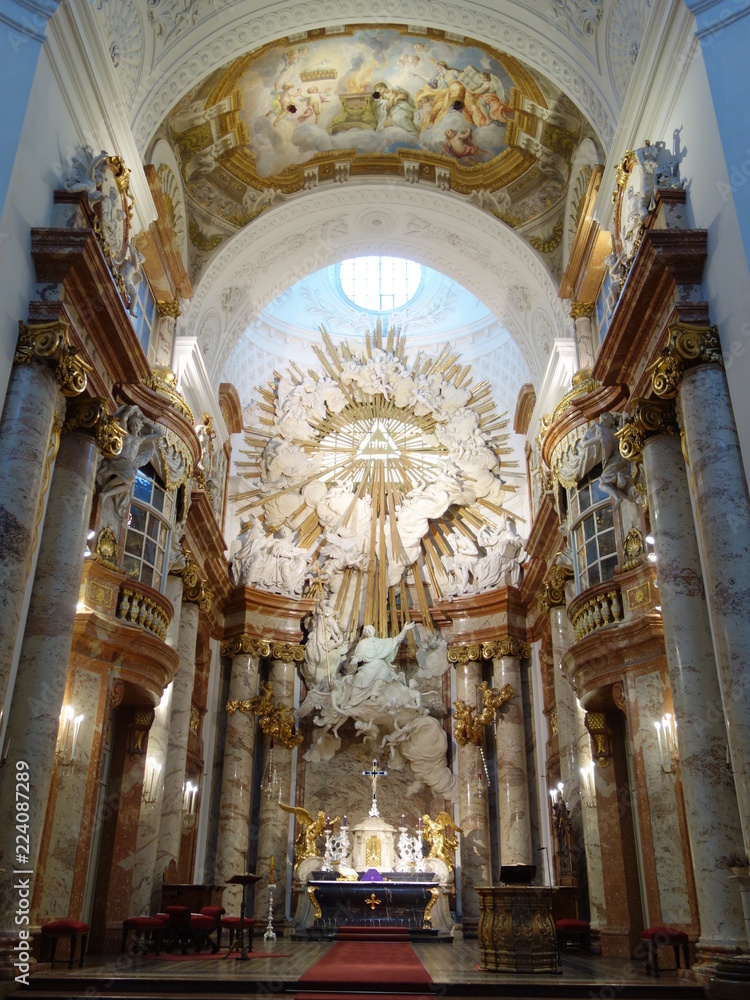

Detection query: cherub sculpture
xmin=279 ymin=804 xmax=340 ymax=867
xmin=421 ymin=812 xmax=463 ymax=869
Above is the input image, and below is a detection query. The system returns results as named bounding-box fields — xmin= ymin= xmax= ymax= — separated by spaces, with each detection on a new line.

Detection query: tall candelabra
xmin=322 ymin=819 xmax=351 ymax=871
xmin=264 ymin=882 xmax=276 ymax=941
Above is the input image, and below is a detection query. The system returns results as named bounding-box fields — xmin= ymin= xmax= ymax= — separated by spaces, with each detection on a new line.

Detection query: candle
xmin=326 ymin=815 xmax=329 ymax=830
xmin=270 ymin=855 xmax=274 ymax=884
xmin=71 ymin=714 xmax=84 ymax=759
xmin=418 ymin=817 xmax=422 ymax=832
xmin=343 ymin=815 xmax=347 ymax=827
xmin=401 ymin=814 xmax=405 ymax=829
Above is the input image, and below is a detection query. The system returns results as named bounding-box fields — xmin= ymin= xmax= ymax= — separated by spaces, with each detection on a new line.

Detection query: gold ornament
xmin=646 ymin=322 xmax=723 ymax=399
xmin=617 ymin=397 xmax=677 ymax=463
xmin=220 ymin=635 xmax=272 ymax=659
xmin=421 ymin=812 xmax=463 ymax=869
xmin=95 ymin=526 xmax=118 ymax=569
xmin=63 ymin=397 xmax=125 ymax=456
xmin=453 ymin=681 xmax=514 ymax=746
xmin=621 ymin=528 xmax=645 ymax=571
xmin=279 ymin=803 xmax=337 ymax=867
xmin=143 ymin=364 xmax=194 ymax=422
xmin=226 ymin=680 xmax=303 ymax=749
xmin=537 ymin=564 xmax=574 ymax=614
xmin=181 ymin=556 xmax=213 ymax=612
xmin=15 ymin=320 xmax=92 ymax=397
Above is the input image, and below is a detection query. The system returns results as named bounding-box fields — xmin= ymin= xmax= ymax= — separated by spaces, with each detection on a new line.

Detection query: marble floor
xmin=27 ymin=939 xmax=704 ymax=992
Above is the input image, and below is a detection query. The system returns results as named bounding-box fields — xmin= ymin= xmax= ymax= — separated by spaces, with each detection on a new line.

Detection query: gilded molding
xmin=646 ymin=322 xmax=723 ymax=399
xmin=424 ymin=887 xmax=440 ymax=924
xmin=143 ymin=364 xmax=195 ymax=422
xmin=570 ymin=301 xmax=595 ymax=319
xmin=181 ymin=556 xmax=213 ymax=612
xmin=584 ymin=710 xmax=611 ymax=768
xmin=63 ymin=397 xmax=125 ymax=456
xmin=271 ymin=643 xmax=305 ymax=663
xmin=537 ymin=564 xmax=574 ymax=615
xmin=447 ymin=643 xmax=483 ymax=664
xmin=551 ymin=367 xmax=600 ymax=423
xmin=15 ymin=320 xmax=92 ymax=397
xmin=617 ymin=397 xmax=677 ymax=463
xmin=621 ymin=528 xmax=644 ymax=572
xmin=220 ymin=635 xmax=272 ymax=659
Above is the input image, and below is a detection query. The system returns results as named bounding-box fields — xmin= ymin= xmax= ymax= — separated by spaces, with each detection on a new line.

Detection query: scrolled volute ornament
xmin=617 ymin=397 xmax=677 ymax=463
xmin=447 ymin=643 xmax=482 ymax=664
xmin=646 ymin=323 xmax=723 ymax=399
xmin=220 ymin=635 xmax=272 ymax=659
xmin=63 ymin=397 xmax=125 ymax=457
xmin=181 ymin=556 xmax=213 ymax=612
xmin=271 ymin=643 xmax=305 ymax=664
xmin=537 ymin=564 xmax=574 ymax=614
xmin=15 ymin=320 xmax=92 ymax=397
xmin=483 ymin=637 xmax=531 ymax=660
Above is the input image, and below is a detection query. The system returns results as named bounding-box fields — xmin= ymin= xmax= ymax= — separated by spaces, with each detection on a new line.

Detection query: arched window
xmin=123 ymin=464 xmax=175 ymax=591
xmin=339 ymin=256 xmax=421 ymax=312
xmin=568 ymin=469 xmax=618 ymax=591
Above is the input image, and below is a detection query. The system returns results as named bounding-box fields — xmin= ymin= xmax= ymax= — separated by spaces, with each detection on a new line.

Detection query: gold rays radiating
xmin=233 ymin=323 xmax=520 ymax=635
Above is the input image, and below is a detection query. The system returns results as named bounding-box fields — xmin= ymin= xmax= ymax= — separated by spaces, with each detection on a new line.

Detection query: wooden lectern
xmin=226 ymin=872 xmax=260 ymax=961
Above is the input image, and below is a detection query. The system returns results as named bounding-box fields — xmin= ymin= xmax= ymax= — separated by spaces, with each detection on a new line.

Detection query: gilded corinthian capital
xmin=537 ymin=564 xmax=574 ymax=614
xmin=646 ymin=322 xmax=723 ymax=399
xmin=220 ymin=635 xmax=272 ymax=659
xmin=63 ymin=397 xmax=125 ymax=456
xmin=15 ymin=319 xmax=93 ymax=396
xmin=617 ymin=397 xmax=678 ymax=463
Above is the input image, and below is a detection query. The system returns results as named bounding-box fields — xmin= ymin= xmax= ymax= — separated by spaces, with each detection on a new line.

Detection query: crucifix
xmin=363 ymin=758 xmax=387 ymax=818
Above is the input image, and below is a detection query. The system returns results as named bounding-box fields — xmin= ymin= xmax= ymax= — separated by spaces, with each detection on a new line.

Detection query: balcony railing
xmin=570 ymin=584 xmax=623 ymax=641
xmin=117 ymin=582 xmax=171 ymax=641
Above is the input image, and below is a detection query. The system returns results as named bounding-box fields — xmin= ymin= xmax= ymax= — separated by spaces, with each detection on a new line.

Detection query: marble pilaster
xmin=576 ymin=706 xmax=606 ymax=931
xmin=255 ymin=658 xmax=296 ymax=927
xmin=0 ymin=429 xmax=99 ymax=926
xmin=214 ymin=641 xmax=265 ymax=914
xmin=570 ymin=302 xmax=596 ymax=371
xmin=454 ymin=660 xmax=492 ymax=929
xmin=492 ymin=653 xmax=533 ymax=867
xmin=155 ymin=598 xmax=200 ymax=880
xmin=131 ymin=684 xmax=173 ymax=915
xmin=678 ymin=363 xmax=750 ymax=852
xmin=0 ymin=361 xmax=60 ymax=716
xmin=641 ymin=426 xmax=746 ymax=951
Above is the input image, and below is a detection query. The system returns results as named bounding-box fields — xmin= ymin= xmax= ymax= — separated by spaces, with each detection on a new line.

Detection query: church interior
xmin=1 ymin=1 xmax=750 ymax=997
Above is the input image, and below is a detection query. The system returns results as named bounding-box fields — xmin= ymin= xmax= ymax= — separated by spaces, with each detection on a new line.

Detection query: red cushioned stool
xmin=163 ymin=905 xmax=191 ymax=953
xmin=220 ymin=916 xmax=255 ymax=952
xmin=641 ymin=926 xmax=690 ymax=977
xmin=555 ymin=918 xmax=591 ymax=956
xmin=121 ymin=916 xmax=166 ymax=955
xmin=200 ymin=905 xmax=225 ymax=951
xmin=189 ymin=913 xmax=219 ymax=953
xmin=40 ymin=920 xmax=90 ymax=969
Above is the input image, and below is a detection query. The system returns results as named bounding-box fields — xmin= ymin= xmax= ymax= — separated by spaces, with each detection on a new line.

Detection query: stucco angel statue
xmin=279 ymin=803 xmax=340 ymax=867
xmin=421 ymin=812 xmax=463 ymax=869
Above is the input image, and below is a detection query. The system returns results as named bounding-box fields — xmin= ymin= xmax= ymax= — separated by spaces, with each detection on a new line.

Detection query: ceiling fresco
xmin=158 ymin=25 xmax=598 ymax=282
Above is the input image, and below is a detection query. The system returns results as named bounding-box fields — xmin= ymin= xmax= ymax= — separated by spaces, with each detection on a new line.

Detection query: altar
xmin=306 ymin=872 xmax=440 ymax=929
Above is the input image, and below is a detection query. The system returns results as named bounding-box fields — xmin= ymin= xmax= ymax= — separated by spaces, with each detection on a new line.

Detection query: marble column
xmin=570 ymin=302 xmax=596 ymax=371
xmin=255 ymin=656 xmax=296 ymax=927
xmin=678 ymin=363 xmax=750 ymax=854
xmin=454 ymin=659 xmax=492 ymax=930
xmin=0 ymin=428 xmax=99 ymax=926
xmin=492 ymin=646 xmax=533 ymax=867
xmin=214 ymin=639 xmax=267 ymax=914
xmin=549 ymin=601 xmax=589 ymax=914
xmin=0 ymin=360 xmax=60 ymax=717
xmin=155 ymin=596 xmax=200 ymax=880
xmin=139 ymin=573 xmax=182 ymax=912
xmin=638 ymin=415 xmax=746 ymax=951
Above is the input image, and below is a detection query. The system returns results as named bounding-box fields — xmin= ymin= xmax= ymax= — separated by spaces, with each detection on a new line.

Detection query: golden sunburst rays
xmin=232 ymin=324 xmax=518 ymax=636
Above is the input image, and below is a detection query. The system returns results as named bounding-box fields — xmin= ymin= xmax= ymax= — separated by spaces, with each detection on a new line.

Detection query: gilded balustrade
xmin=117 ymin=581 xmax=172 ymax=640
xmin=569 ymin=583 xmax=622 ymax=642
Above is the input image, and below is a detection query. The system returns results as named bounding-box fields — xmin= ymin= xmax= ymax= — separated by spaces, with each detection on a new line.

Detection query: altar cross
xmin=363 ymin=758 xmax=387 ymax=818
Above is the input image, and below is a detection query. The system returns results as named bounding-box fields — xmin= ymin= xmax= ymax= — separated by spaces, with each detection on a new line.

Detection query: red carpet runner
xmin=296 ymin=940 xmax=434 ymax=998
